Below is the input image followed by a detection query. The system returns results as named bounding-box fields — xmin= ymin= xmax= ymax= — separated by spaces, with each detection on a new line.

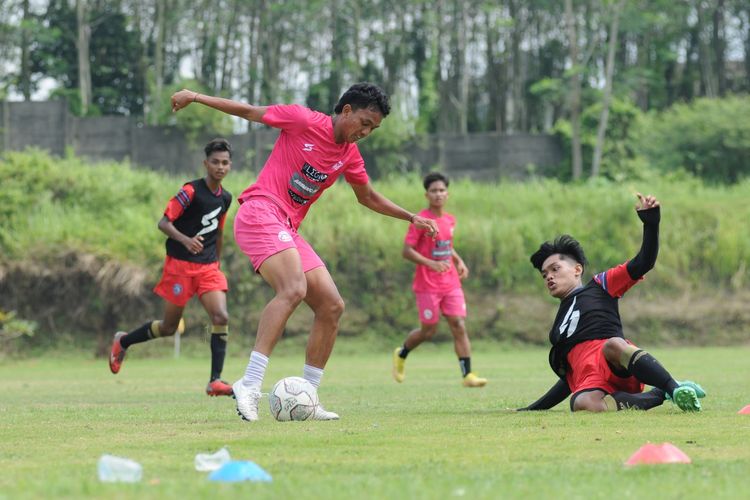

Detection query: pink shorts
xmin=415 ymin=288 xmax=467 ymax=325
xmin=234 ymin=196 xmax=324 ymax=273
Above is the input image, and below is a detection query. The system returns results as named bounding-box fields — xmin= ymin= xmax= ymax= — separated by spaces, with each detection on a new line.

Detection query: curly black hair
xmin=334 ymin=82 xmax=391 ymax=117
xmin=530 ymin=234 xmax=588 ymax=272
xmin=204 ymin=138 xmax=232 ymax=158
xmin=423 ymin=172 xmax=449 ymax=191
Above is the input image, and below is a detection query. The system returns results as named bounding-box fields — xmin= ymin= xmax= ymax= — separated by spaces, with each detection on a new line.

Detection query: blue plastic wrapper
xmin=207 ymin=460 xmax=272 ymax=482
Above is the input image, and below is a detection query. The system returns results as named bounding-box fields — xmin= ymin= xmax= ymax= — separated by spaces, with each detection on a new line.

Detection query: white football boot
xmin=232 ymin=380 xmax=262 ymax=422
xmin=311 ymin=404 xmax=340 ymax=421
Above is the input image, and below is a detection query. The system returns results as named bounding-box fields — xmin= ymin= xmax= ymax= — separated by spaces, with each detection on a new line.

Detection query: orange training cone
xmin=625 ymin=443 xmax=691 ymax=466
xmin=738 ymin=405 xmax=750 ymax=415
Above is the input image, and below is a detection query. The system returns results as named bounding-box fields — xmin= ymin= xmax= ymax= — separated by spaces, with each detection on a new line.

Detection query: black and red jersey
xmin=547 ymin=263 xmax=641 ymax=377
xmin=163 ymin=178 xmax=232 ymax=263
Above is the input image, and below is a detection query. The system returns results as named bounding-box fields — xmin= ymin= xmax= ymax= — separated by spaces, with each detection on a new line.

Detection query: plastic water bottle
xmin=194 ymin=447 xmax=231 ymax=472
xmin=97 ymin=454 xmax=143 ymax=483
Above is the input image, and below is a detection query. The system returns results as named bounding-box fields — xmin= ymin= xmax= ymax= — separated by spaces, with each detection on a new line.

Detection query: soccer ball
xmin=268 ymin=376 xmax=319 ymax=421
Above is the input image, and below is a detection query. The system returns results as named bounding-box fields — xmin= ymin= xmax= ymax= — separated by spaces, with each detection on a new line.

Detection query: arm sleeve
xmin=343 ymin=149 xmax=369 ymax=185
xmin=404 ymin=221 xmax=423 ymax=247
xmin=626 ymin=206 xmax=660 ymax=280
xmin=518 ymin=378 xmax=571 ymax=411
xmin=260 ymin=104 xmax=313 ymax=134
xmin=163 ymin=184 xmax=195 ymax=222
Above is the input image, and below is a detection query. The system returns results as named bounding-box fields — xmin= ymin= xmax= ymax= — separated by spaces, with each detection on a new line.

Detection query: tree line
xmin=0 ymin=0 xmax=748 ymax=179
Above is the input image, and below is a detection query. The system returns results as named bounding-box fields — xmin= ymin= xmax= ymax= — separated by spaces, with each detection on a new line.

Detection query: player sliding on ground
xmin=171 ymin=83 xmax=439 ymax=422
xmin=519 ymin=193 xmax=705 ymax=412
xmin=393 ymin=173 xmax=487 ymax=387
xmin=109 ymin=138 xmax=234 ymax=397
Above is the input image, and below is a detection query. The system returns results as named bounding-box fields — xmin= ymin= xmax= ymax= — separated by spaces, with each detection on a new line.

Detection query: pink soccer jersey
xmin=238 ymin=104 xmax=369 ymax=229
xmin=404 ymin=209 xmax=461 ymax=293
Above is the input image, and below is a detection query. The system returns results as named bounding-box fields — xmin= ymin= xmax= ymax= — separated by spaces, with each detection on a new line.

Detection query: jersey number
xmin=196 ymin=207 xmax=222 ymax=237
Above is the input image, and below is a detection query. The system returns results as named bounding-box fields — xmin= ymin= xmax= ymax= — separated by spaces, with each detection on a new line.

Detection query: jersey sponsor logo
xmin=196 ymin=206 xmax=223 ymax=237
xmin=303 ymin=143 xmax=314 ymax=152
xmin=432 ymin=239 xmax=452 ymax=260
xmin=302 ymin=163 xmax=328 ymax=182
xmin=278 ymin=231 xmax=292 ymax=242
xmin=332 ymin=160 xmax=344 ymax=171
xmin=290 ymin=172 xmax=321 ymax=195
xmin=558 ymin=296 xmax=580 ymax=338
xmin=287 ymin=189 xmax=309 ymax=205
xmin=172 ymin=283 xmax=183 ymax=296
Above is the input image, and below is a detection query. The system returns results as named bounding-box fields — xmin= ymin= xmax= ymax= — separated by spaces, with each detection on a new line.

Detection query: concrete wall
xmin=1 ymin=100 xmax=562 ymax=179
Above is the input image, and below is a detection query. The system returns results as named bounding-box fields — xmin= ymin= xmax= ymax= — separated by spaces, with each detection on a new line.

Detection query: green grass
xmin=1 ymin=344 xmax=749 ymax=499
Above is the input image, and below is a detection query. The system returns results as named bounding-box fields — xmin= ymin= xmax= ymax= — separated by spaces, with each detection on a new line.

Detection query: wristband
xmin=193 ymin=92 xmax=200 ymax=102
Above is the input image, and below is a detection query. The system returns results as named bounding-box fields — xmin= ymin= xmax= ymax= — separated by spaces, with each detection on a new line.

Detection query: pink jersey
xmin=404 ymin=209 xmax=461 ymax=293
xmin=238 ymin=104 xmax=369 ymax=229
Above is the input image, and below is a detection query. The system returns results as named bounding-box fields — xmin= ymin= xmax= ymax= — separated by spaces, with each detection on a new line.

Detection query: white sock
xmin=242 ymin=351 xmax=268 ymax=388
xmin=303 ymin=364 xmax=324 ymax=389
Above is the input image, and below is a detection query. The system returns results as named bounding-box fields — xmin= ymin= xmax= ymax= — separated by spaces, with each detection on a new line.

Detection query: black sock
xmin=610 ymin=388 xmax=666 ymax=410
xmin=210 ymin=334 xmax=227 ymax=381
xmin=120 ymin=321 xmax=156 ymax=349
xmin=627 ymin=350 xmax=680 ymax=396
xmin=459 ymin=357 xmax=471 ymax=377
xmin=399 ymin=345 xmax=411 ymax=359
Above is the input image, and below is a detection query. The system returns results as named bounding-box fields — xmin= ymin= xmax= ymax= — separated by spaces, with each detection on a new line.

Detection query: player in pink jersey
xmin=392 ymin=173 xmax=488 ymax=388
xmin=171 ymin=83 xmax=438 ymax=422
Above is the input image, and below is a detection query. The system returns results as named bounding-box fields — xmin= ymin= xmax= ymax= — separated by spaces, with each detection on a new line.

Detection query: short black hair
xmin=334 ymin=82 xmax=391 ymax=117
xmin=205 ymin=138 xmax=232 ymax=158
xmin=530 ymin=235 xmax=588 ymax=272
xmin=423 ymin=172 xmax=449 ymax=191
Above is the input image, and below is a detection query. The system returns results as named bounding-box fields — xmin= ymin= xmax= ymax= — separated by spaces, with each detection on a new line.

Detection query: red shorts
xmin=565 ymin=339 xmax=644 ymax=395
xmin=153 ymin=256 xmax=228 ymax=307
xmin=233 ymin=197 xmax=325 ymax=273
xmin=415 ymin=288 xmax=467 ymax=325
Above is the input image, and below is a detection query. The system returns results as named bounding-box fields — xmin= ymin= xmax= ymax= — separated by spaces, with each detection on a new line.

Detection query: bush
xmin=633 ymin=95 xmax=750 ymax=183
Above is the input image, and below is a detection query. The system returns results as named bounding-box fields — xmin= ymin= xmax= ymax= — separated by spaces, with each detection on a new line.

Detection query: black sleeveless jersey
xmin=164 ymin=179 xmax=232 ymax=263
xmin=547 ymin=263 xmax=640 ymax=377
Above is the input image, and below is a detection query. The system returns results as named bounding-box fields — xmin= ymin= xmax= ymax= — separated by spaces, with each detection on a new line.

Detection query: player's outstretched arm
xmin=517 ymin=378 xmax=571 ymax=411
xmin=626 ymin=192 xmax=661 ymax=280
xmin=350 ymin=182 xmax=438 ymax=237
xmin=171 ymin=89 xmax=268 ymax=123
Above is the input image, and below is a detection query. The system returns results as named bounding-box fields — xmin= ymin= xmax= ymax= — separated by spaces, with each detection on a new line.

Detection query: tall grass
xmin=3 ymin=150 xmax=750 ymax=344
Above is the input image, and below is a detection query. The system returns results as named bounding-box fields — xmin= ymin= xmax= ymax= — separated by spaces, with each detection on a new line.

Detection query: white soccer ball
xmin=268 ymin=376 xmax=319 ymax=422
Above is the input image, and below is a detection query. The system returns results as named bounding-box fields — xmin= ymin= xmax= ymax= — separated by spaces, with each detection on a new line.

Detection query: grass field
xmin=1 ymin=343 xmax=749 ymax=499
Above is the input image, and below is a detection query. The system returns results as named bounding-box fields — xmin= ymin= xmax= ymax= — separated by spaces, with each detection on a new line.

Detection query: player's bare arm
xmin=171 ymin=89 xmax=268 ymax=123
xmin=402 ymin=244 xmax=450 ymax=273
xmin=452 ymin=249 xmax=469 ymax=279
xmin=157 ymin=215 xmax=203 ymax=255
xmin=350 ymin=182 xmax=438 ymax=237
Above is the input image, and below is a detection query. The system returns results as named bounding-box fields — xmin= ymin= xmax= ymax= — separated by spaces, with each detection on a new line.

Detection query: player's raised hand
xmin=171 ymin=89 xmax=199 ymax=113
xmin=412 ymin=215 xmax=439 ymax=239
xmin=635 ymin=192 xmax=660 ymax=211
xmin=635 ymin=192 xmax=661 ymax=225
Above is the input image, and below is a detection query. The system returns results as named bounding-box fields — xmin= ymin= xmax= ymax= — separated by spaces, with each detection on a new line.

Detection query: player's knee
xmin=572 ymin=392 xmax=608 ymax=412
xmin=279 ymin=281 xmax=307 ymax=306
xmin=330 ymin=296 xmax=345 ymax=318
xmin=446 ymin=316 xmax=466 ymax=333
xmin=210 ymin=310 xmax=229 ymax=326
xmin=159 ymin=321 xmax=179 ymax=337
xmin=421 ymin=324 xmax=438 ymax=340
xmin=602 ymin=337 xmax=627 ymax=364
